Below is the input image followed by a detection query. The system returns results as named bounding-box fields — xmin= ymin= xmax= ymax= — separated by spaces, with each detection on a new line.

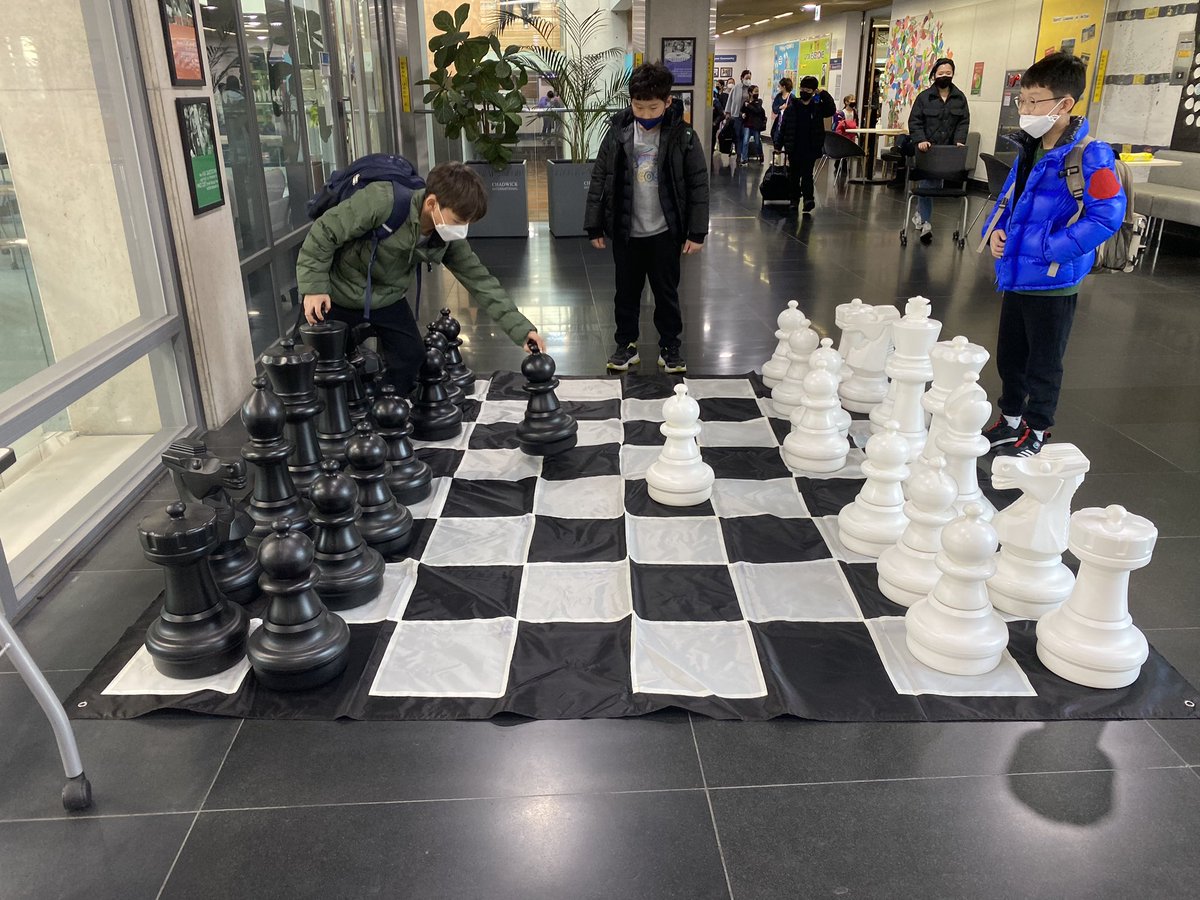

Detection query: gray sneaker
xmin=606 ymin=343 xmax=640 ymax=371
xmin=657 ymin=346 xmax=687 ymax=374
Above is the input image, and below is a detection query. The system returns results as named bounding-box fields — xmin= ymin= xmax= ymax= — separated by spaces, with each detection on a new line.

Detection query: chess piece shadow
xmin=1006 ymin=722 xmax=1114 ymax=825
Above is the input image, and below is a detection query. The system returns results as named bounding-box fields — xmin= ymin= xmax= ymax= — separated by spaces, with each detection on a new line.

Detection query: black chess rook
xmin=261 ymin=336 xmax=323 ymax=497
xmin=432 ymin=307 xmax=474 ymax=396
xmin=300 ymin=319 xmax=356 ymax=461
xmin=240 ymin=376 xmax=312 ymax=546
xmin=408 ymin=347 xmax=463 ymax=442
xmin=372 ymin=385 xmax=433 ymax=505
xmin=345 ymin=421 xmax=414 ymax=556
xmin=517 ymin=343 xmax=578 ymax=456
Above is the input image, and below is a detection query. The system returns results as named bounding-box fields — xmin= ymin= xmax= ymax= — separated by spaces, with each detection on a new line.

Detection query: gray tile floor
xmin=3 ymin=166 xmax=1199 ymax=900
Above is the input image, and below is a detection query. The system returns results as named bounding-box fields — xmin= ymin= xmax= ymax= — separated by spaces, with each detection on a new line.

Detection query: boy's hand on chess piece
xmin=303 ymin=293 xmax=332 ymax=324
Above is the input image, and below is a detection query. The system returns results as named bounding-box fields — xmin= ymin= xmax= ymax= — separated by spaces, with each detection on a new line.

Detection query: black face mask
xmin=799 ymin=91 xmax=814 ymax=101
xmin=934 ymin=76 xmax=953 ymax=89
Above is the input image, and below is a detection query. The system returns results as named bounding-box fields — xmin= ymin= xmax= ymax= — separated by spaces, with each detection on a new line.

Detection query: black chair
xmin=822 ymin=131 xmax=866 ymax=180
xmin=966 ymin=152 xmax=1015 ymax=235
xmin=899 ymin=145 xmax=970 ymax=249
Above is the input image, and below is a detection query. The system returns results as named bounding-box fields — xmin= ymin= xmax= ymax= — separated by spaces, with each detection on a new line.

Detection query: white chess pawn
xmin=988 ymin=444 xmax=1091 ymax=619
xmin=870 ymin=297 xmax=942 ymax=459
xmin=808 ymin=338 xmax=851 ymax=441
xmin=936 ymin=371 xmax=995 ymax=520
xmin=905 ymin=502 xmax=1009 ymax=675
xmin=910 ymin=336 xmax=990 ymax=484
xmin=761 ymin=301 xmax=806 ymax=390
xmin=771 ymin=316 xmax=820 ymax=417
xmin=840 ymin=305 xmax=900 ymax=414
xmin=1036 ymin=505 xmax=1156 ymax=689
xmin=646 ymin=384 xmax=714 ymax=507
xmin=834 ymin=297 xmax=867 ymax=376
xmin=837 ymin=420 xmax=909 ymax=558
xmin=781 ymin=359 xmax=849 ymax=474
xmin=877 ymin=455 xmax=959 ymax=607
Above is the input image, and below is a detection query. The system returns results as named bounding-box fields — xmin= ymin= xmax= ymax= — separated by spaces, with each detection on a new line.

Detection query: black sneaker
xmin=995 ymin=423 xmax=1049 ymax=457
xmin=983 ymin=414 xmax=1020 ymax=448
xmin=606 ymin=343 xmax=640 ymax=372
xmin=658 ymin=346 xmax=687 ymax=374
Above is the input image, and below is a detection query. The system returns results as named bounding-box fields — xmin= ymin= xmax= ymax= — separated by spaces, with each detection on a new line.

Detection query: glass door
xmin=328 ymin=0 xmax=395 ymax=159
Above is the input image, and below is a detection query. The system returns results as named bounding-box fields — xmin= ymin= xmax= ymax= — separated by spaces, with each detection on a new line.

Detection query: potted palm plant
xmin=493 ymin=6 xmax=630 ymax=237
xmin=420 ymin=3 xmax=530 ymax=237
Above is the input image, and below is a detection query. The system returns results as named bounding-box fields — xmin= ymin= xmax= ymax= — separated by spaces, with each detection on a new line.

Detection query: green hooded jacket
xmin=295 ymin=184 xmax=535 ymax=344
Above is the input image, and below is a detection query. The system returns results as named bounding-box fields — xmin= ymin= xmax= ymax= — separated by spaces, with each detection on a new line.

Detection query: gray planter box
xmin=466 ymin=160 xmax=528 ymax=238
xmin=546 ymin=159 xmax=595 ymax=238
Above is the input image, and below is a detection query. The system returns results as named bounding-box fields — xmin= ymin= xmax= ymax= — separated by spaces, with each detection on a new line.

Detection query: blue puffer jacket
xmin=987 ymin=117 xmax=1126 ymax=293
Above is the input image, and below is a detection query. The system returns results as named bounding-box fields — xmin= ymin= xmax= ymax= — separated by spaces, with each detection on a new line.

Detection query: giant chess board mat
xmin=67 ymin=373 xmax=1200 ymax=722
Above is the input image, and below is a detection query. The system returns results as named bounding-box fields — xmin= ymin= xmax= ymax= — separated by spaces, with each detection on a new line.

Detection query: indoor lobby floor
xmin=3 ymin=164 xmax=1199 ymax=899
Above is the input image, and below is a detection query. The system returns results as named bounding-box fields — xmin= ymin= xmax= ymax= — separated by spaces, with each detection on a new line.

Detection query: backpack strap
xmin=976 ymin=180 xmax=1016 ymax=254
xmin=364 ymin=183 xmax=416 ymax=320
xmin=1047 ymin=135 xmax=1092 ymax=276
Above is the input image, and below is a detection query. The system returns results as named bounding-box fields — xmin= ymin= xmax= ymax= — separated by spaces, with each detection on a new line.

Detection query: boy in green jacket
xmin=297 ymin=162 xmax=544 ymax=392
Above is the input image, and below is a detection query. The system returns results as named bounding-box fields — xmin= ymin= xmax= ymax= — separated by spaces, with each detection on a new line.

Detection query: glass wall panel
xmin=244 ymin=263 xmax=281 ymax=358
xmin=293 ymin=0 xmax=337 ymax=189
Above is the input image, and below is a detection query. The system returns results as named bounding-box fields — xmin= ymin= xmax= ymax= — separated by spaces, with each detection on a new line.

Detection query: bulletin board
xmin=798 ymin=35 xmax=832 ymax=87
xmin=1033 ymin=0 xmax=1106 ymax=115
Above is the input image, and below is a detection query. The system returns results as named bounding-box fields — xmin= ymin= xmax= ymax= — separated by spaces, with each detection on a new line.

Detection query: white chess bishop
xmin=909 ymin=336 xmax=990 ymax=485
xmin=646 ymin=384 xmax=714 ymax=507
xmin=771 ymin=314 xmax=821 ymax=418
xmin=876 ymin=455 xmax=959 ymax=607
xmin=869 ymin=298 xmax=942 ymax=460
xmin=761 ymin=301 xmax=806 ymax=390
xmin=840 ymin=304 xmax=900 ymax=414
xmin=808 ymin=338 xmax=851 ymax=441
xmin=781 ymin=358 xmax=849 ymax=474
xmin=988 ymin=443 xmax=1091 ymax=619
xmin=936 ymin=371 xmax=996 ymax=520
xmin=905 ymin=503 xmax=1010 ymax=676
xmin=1036 ymin=505 xmax=1156 ymax=689
xmin=837 ymin=421 xmax=909 ymax=557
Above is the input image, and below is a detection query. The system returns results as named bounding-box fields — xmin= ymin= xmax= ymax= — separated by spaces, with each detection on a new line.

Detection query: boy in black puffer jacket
xmin=585 ymin=62 xmax=710 ymax=374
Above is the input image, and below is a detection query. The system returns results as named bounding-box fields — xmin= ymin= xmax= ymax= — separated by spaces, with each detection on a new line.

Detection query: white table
xmin=1122 ymin=159 xmax=1183 ymax=167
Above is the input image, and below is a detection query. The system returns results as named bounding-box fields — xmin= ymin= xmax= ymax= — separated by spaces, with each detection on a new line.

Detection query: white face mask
xmin=742 ymin=78 xmax=751 ymax=86
xmin=433 ymin=202 xmax=468 ymax=241
xmin=1019 ymin=98 xmax=1066 ymax=139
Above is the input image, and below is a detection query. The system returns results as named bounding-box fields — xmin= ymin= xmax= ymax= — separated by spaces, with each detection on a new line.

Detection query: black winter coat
xmin=907 ymin=83 xmax=971 ymax=146
xmin=741 ymin=98 xmax=767 ymax=132
xmin=777 ymin=90 xmax=836 ymax=161
xmin=584 ymin=106 xmax=710 ymax=244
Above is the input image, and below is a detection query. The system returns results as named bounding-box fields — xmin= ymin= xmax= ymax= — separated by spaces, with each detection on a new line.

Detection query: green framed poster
xmin=798 ymin=35 xmax=832 ymax=87
xmin=175 ymin=97 xmax=224 ymax=214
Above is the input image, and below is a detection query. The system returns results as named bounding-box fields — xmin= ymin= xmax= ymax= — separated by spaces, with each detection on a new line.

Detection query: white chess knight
xmin=988 ymin=444 xmax=1091 ymax=619
xmin=936 ymin=371 xmax=996 ymax=520
xmin=909 ymin=336 xmax=990 ymax=485
xmin=1036 ymin=505 xmax=1157 ymax=689
xmin=761 ymin=300 xmax=806 ymax=390
xmin=837 ymin=421 xmax=909 ymax=557
xmin=781 ymin=358 xmax=849 ymax=474
xmin=877 ymin=455 xmax=959 ymax=607
xmin=840 ymin=304 xmax=900 ymax=414
xmin=905 ymin=503 xmax=1010 ymax=676
xmin=646 ymin=384 xmax=715 ymax=507
xmin=869 ymin=298 xmax=942 ymax=460
xmin=834 ymin=297 xmax=867 ymax=376
xmin=771 ymin=315 xmax=821 ymax=417
xmin=808 ymin=338 xmax=851 ymax=440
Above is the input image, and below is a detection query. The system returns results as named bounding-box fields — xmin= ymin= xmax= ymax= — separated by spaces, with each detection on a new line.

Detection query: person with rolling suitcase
xmin=760 ymin=149 xmax=791 ymax=207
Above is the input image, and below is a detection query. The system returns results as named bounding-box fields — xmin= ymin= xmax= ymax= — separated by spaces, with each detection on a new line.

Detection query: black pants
xmin=787 ymin=155 xmax=816 ymax=205
xmin=324 ymin=298 xmax=424 ymax=394
xmin=612 ymin=231 xmax=684 ymax=350
xmin=996 ymin=290 xmax=1077 ymax=431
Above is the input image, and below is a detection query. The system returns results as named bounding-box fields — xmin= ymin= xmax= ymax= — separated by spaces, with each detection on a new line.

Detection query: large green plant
xmin=492 ymin=6 xmax=629 ymax=163
xmin=419 ymin=3 xmax=529 ymax=168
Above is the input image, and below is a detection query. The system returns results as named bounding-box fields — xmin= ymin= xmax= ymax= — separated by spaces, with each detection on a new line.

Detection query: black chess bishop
xmin=240 ymin=376 xmax=312 ymax=545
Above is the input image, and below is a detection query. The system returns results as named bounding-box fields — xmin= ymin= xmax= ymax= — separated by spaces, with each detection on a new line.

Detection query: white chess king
xmin=645 ymin=384 xmax=714 ymax=507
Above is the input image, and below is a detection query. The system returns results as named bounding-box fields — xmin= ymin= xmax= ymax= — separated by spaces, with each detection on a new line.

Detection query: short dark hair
xmin=630 ymin=62 xmax=674 ymax=101
xmin=1022 ymin=52 xmax=1087 ymax=101
xmin=779 ymin=77 xmax=793 ymax=92
xmin=546 ymin=89 xmax=554 ymax=98
xmin=740 ymin=69 xmax=751 ymax=78
xmin=799 ymin=75 xmax=819 ymax=91
xmin=425 ymin=162 xmax=487 ymax=222
xmin=931 ymin=57 xmax=955 ymax=78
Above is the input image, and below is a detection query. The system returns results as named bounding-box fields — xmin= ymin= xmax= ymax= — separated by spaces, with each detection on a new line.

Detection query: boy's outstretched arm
xmin=1044 ymin=142 xmax=1127 ymax=264
xmin=441 ymin=240 xmax=544 ymax=352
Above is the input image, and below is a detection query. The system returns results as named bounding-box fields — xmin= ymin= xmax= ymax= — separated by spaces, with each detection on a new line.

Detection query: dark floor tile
xmin=1149 ymin=719 xmax=1200 ymax=766
xmin=164 ymin=791 xmax=727 ymax=900
xmin=1128 ymin=538 xmax=1200 ymax=629
xmin=711 ymin=768 xmax=1200 ymax=900
xmin=1069 ymin=472 xmax=1200 ymax=538
xmin=206 ymin=712 xmax=700 ymax=809
xmin=1045 ymin=415 xmax=1182 ymax=475
xmin=0 ymin=813 xmax=192 ymax=900
xmin=71 ymin=499 xmax=161 ymax=574
xmin=1058 ymin=385 xmax=1200 ymax=426
xmin=1114 ymin=422 xmax=1200 ymax=473
xmin=1143 ymin=629 xmax=1200 ymax=687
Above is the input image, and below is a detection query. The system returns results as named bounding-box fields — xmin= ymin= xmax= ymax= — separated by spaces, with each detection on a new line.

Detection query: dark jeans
xmin=324 ymin=298 xmax=424 ymax=394
xmin=612 ymin=231 xmax=684 ymax=350
xmin=787 ymin=155 xmax=817 ymax=205
xmin=996 ymin=290 xmax=1078 ymax=431
xmin=730 ymin=119 xmax=745 ymax=159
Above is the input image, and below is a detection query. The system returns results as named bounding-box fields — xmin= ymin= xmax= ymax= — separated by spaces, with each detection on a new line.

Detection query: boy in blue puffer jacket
xmin=981 ymin=53 xmax=1125 ymax=457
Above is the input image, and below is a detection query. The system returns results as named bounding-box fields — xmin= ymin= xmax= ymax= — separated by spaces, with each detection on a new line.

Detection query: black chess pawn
xmin=309 ymin=459 xmax=385 ymax=611
xmin=141 ymin=502 xmax=249 ymax=679
xmin=424 ymin=328 xmax=464 ymax=407
xmin=248 ymin=518 xmax=351 ymax=691
xmin=517 ymin=342 xmax=578 ymax=456
xmin=408 ymin=347 xmax=464 ymax=442
xmin=240 ymin=376 xmax=312 ymax=546
xmin=345 ymin=421 xmax=414 ymax=556
xmin=261 ymin=337 xmax=323 ymax=498
xmin=372 ymin=385 xmax=433 ymax=506
xmin=299 ymin=319 xmax=355 ymax=461
xmin=432 ymin=307 xmax=475 ymax=396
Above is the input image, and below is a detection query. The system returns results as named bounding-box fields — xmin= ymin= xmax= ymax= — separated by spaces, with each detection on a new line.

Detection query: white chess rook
xmin=782 ymin=358 xmax=849 ymax=474
xmin=834 ymin=297 xmax=867 ymax=377
xmin=808 ymin=338 xmax=851 ymax=441
xmin=840 ymin=305 xmax=900 ymax=414
xmin=837 ymin=421 xmax=909 ymax=557
xmin=870 ymin=297 xmax=942 ymax=458
xmin=905 ymin=503 xmax=1009 ymax=675
xmin=1036 ymin=505 xmax=1156 ymax=689
xmin=761 ymin=300 xmax=805 ymax=390
xmin=936 ymin=371 xmax=996 ymax=520
xmin=771 ymin=315 xmax=820 ymax=418
xmin=910 ymin=336 xmax=990 ymax=484
xmin=988 ymin=444 xmax=1091 ymax=619
xmin=646 ymin=384 xmax=715 ymax=507
xmin=877 ymin=455 xmax=958 ymax=607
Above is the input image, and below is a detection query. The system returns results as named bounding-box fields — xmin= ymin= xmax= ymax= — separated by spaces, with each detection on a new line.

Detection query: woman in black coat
xmin=907 ymin=57 xmax=971 ymax=242
xmin=740 ymin=85 xmax=767 ymax=163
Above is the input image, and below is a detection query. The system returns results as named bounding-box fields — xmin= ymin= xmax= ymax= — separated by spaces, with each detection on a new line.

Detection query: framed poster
xmin=671 ymin=90 xmax=693 ymax=125
xmin=719 ymin=66 xmax=733 ymax=80
xmin=176 ymin=98 xmax=225 ymax=214
xmin=662 ymin=37 xmax=696 ymax=86
xmin=157 ymin=0 xmax=205 ymax=86
xmin=1033 ymin=0 xmax=1105 ymax=114
xmin=971 ymin=61 xmax=985 ymax=96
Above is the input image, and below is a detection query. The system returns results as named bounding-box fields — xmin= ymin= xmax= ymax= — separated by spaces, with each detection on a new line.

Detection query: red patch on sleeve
xmin=1087 ymin=167 xmax=1121 ymax=200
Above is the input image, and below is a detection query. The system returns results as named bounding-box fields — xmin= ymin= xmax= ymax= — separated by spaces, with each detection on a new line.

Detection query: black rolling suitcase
xmin=718 ymin=119 xmax=735 ymax=156
xmin=760 ymin=150 xmax=790 ymax=206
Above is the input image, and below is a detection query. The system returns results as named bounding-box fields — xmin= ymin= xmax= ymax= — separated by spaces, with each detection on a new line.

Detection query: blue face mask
xmin=633 ymin=113 xmax=664 ymax=129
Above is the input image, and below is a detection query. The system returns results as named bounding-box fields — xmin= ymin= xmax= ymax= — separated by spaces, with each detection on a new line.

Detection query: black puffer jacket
xmin=907 ymin=83 xmax=971 ymax=146
xmin=584 ymin=106 xmax=710 ymax=244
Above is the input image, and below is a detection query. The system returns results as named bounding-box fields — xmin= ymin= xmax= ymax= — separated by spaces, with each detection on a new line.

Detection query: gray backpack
xmin=1053 ymin=135 xmax=1147 ymax=275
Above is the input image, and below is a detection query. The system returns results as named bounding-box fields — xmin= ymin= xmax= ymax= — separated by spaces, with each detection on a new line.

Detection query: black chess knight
xmin=372 ymin=385 xmax=433 ymax=505
xmin=517 ymin=342 xmax=578 ymax=456
xmin=300 ymin=320 xmax=356 ymax=461
xmin=240 ymin=376 xmax=312 ymax=545
xmin=408 ymin=346 xmax=463 ymax=442
xmin=261 ymin=336 xmax=323 ymax=497
xmin=431 ymin=307 xmax=474 ymax=396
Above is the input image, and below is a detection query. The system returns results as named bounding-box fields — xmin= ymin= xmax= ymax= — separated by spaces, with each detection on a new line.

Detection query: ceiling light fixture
xmin=736 ymin=24 xmax=750 ymax=31
xmin=774 ymin=12 xmax=793 ymax=18
xmin=753 ymin=19 xmax=769 ymax=26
